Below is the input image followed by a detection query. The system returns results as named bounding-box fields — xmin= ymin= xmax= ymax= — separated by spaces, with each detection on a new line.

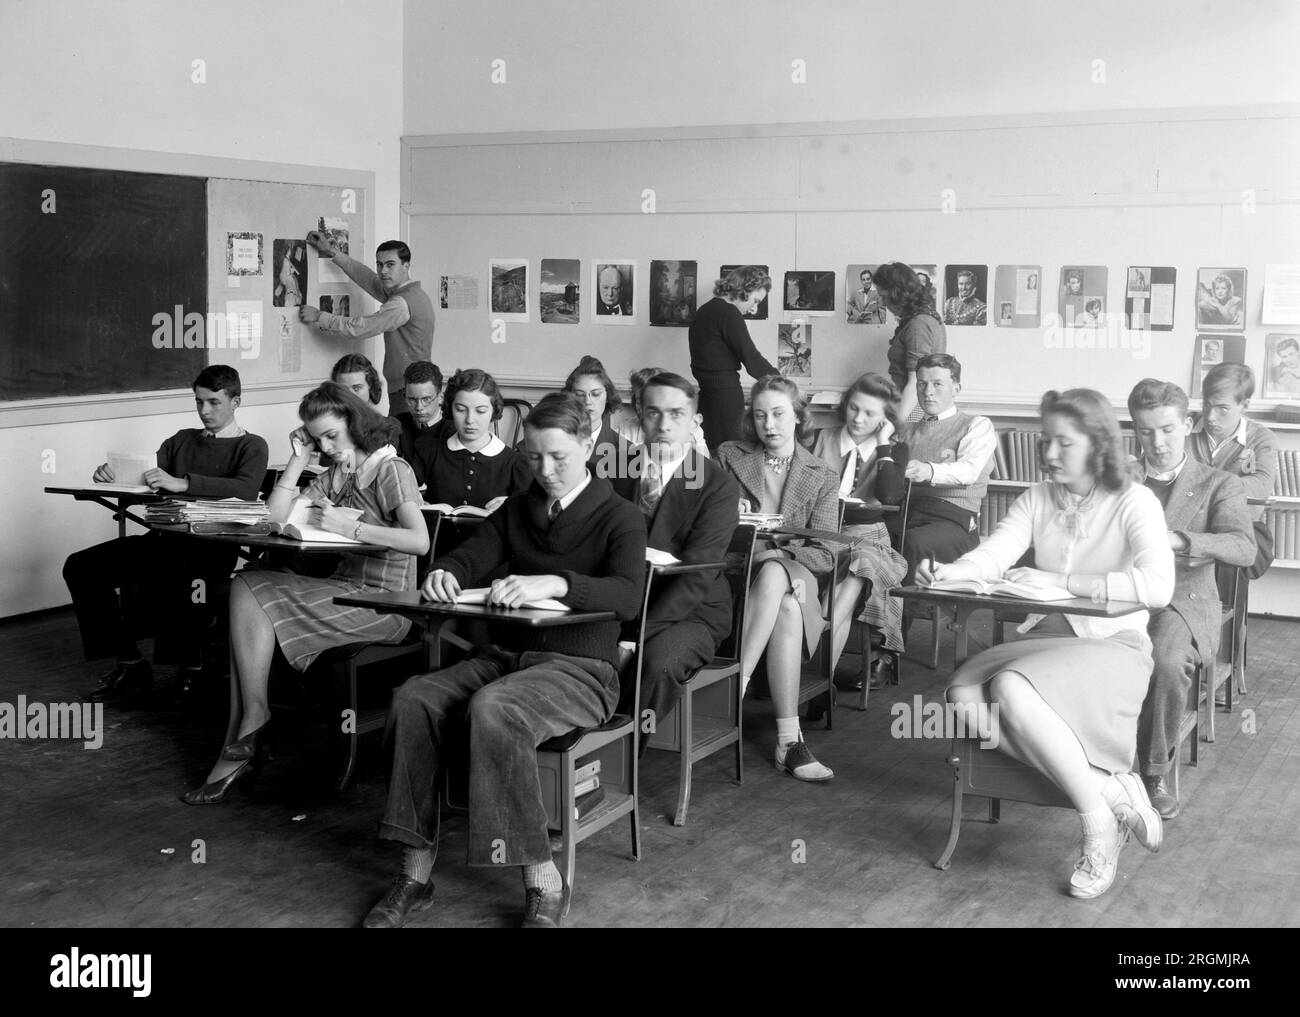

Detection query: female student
xmin=181 ymin=382 xmax=429 ymax=804
xmin=716 ymin=376 xmax=840 ymax=782
xmin=812 ymin=372 xmax=909 ymax=687
xmin=564 ymin=355 xmax=633 ymax=478
xmin=610 ymin=365 xmax=710 ymax=457
xmin=689 ymin=266 xmax=778 ymax=450
xmin=873 ymin=262 xmax=947 ymax=421
xmin=332 ymin=353 xmax=384 ymax=406
xmin=926 ymin=389 xmax=1174 ymax=898
xmin=423 ymin=368 xmax=532 ymax=511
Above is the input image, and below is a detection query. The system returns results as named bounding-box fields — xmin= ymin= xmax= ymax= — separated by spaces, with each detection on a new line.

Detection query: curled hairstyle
xmin=298 ymin=381 xmax=400 ymax=453
xmin=526 ymin=391 xmax=592 ymax=441
xmin=442 ymin=367 xmax=504 ymax=422
xmin=713 ymin=265 xmax=773 ymax=301
xmin=1211 ymin=273 xmax=1236 ymax=300
xmin=564 ymin=354 xmax=623 ymax=414
xmin=1127 ymin=377 xmax=1190 ymax=420
xmin=741 ymin=374 xmax=815 ymax=445
xmin=873 ymin=262 xmax=937 ymax=319
xmin=331 ymin=353 xmax=383 ymax=405
xmin=194 ymin=364 xmax=241 ymax=399
xmin=1201 ymin=363 xmax=1255 ymax=403
xmin=1039 ymin=388 xmax=1130 ymax=492
xmin=838 ymin=372 xmax=902 ymax=433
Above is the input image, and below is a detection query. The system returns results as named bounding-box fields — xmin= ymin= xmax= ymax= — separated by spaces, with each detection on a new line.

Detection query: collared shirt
xmin=349 ymin=444 xmax=399 ymax=491
xmin=919 ymin=406 xmax=998 ymax=487
xmin=1192 ymin=415 xmax=1248 ymax=459
xmin=447 ymin=433 xmax=506 ymax=456
xmin=1143 ymin=453 xmax=1188 ymax=484
xmin=835 ymin=429 xmax=880 ymax=497
xmin=204 ymin=420 xmax=246 ymax=439
xmin=638 ymin=443 xmax=689 ymax=501
xmin=548 ymin=468 xmax=593 ymax=517
xmin=413 ymin=411 xmax=443 ymax=432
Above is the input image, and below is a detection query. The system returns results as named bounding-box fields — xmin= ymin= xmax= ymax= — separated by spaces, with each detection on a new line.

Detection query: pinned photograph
xmin=1191 ymin=334 xmax=1245 ymax=397
xmin=490 ymin=259 xmax=529 ymax=322
xmin=316 ymin=216 xmax=350 ymax=257
xmin=943 ymin=265 xmax=989 ymax=326
xmin=226 ymin=232 xmax=262 ymax=276
xmin=721 ymin=264 xmax=769 ymax=319
xmin=845 ymin=264 xmax=887 ymax=324
xmin=778 ymin=323 xmax=811 ymax=380
xmin=440 ymin=275 xmax=479 ymax=310
xmin=911 ymin=264 xmax=938 ymax=303
xmin=1059 ymin=265 xmax=1108 ymax=327
xmin=540 ymin=260 xmax=581 ymax=323
xmin=783 ymin=271 xmax=835 ymax=315
xmin=1196 ymin=267 xmax=1246 ymax=331
xmin=319 ymin=294 xmax=351 ymax=316
xmin=993 ymin=265 xmax=1042 ymax=327
xmin=649 ymin=260 xmax=697 ymax=326
xmin=1263 ymin=333 xmax=1300 ymax=399
xmin=272 ymin=239 xmax=306 ymax=307
xmin=1125 ymin=266 xmax=1176 ymax=331
xmin=999 ymin=301 xmax=1014 ymax=325
xmin=592 ymin=260 xmax=635 ymax=322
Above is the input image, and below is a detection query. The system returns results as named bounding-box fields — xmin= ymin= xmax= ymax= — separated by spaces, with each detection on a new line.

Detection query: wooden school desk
xmin=150 ymin=522 xmax=388 ymax=560
xmin=45 ymin=485 xmax=162 ymax=539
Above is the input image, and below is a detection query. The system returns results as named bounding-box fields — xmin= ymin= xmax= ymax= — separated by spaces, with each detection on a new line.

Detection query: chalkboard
xmin=0 ymin=163 xmax=207 ymax=401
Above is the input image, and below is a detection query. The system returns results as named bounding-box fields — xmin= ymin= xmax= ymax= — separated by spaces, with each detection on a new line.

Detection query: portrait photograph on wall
xmin=1058 ymin=265 xmax=1108 ymax=326
xmin=845 ymin=264 xmax=887 ymax=324
xmin=592 ymin=260 xmax=635 ymax=322
xmin=942 ymin=264 xmax=989 ymax=326
xmin=1125 ymin=265 xmax=1176 ymax=331
xmin=1196 ymin=267 xmax=1247 ymax=331
xmin=1263 ymin=333 xmax=1300 ymax=399
xmin=992 ymin=264 xmax=1041 ymax=328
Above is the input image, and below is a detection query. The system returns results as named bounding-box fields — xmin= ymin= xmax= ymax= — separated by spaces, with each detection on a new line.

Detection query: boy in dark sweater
xmin=63 ymin=365 xmax=269 ymax=701
xmin=366 ymin=393 xmax=646 ymax=930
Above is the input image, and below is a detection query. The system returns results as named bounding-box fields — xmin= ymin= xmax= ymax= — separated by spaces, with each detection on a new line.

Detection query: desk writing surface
xmin=334 ymin=590 xmax=616 ymax=627
xmin=150 ymin=522 xmax=386 ymax=554
xmin=890 ymin=585 xmax=1146 ymax=618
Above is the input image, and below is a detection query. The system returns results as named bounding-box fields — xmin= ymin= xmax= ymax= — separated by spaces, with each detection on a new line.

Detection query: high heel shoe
xmin=179 ymin=757 xmax=260 ymax=805
xmin=221 ymin=719 xmax=272 ymax=761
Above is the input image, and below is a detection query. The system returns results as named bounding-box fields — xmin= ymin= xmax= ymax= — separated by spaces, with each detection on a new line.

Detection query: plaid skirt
xmin=843 ymin=522 xmax=908 ymax=652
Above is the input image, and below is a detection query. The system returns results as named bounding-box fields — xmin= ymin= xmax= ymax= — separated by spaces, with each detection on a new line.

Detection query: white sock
xmin=1100 ymin=775 xmax=1126 ymax=812
xmin=523 ymin=860 xmax=562 ymax=893
xmin=402 ymin=846 xmax=434 ymax=884
xmin=740 ymin=673 xmax=752 ymax=697
xmin=776 ymin=716 xmax=801 ymax=747
xmin=1079 ymin=802 xmax=1118 ymax=850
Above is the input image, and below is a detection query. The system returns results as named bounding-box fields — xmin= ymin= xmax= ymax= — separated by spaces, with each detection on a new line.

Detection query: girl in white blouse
xmin=922 ymin=389 xmax=1175 ymax=899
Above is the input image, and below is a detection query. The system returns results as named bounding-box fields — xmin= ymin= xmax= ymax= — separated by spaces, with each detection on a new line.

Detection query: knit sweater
xmin=689 ymin=297 xmax=777 ymax=383
xmin=432 ymin=474 xmax=647 ymax=667
xmin=901 ymin=410 xmax=994 ymax=513
xmin=157 ymin=429 xmax=269 ymax=500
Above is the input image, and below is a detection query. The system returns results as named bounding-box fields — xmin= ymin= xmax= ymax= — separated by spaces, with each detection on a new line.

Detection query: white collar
xmin=551 ymin=469 xmax=593 ymax=514
xmin=639 ymin=443 xmax=690 ymax=492
xmin=1196 ymin=415 xmax=1249 ymax=452
xmin=447 ymin=432 xmax=506 ymax=456
xmin=203 ymin=420 xmax=245 ymax=439
xmin=343 ymin=444 xmax=398 ymax=491
xmin=836 ymin=427 xmax=878 ymax=459
xmin=1144 ymin=453 xmax=1188 ymax=484
xmin=921 ymin=406 xmax=958 ymax=423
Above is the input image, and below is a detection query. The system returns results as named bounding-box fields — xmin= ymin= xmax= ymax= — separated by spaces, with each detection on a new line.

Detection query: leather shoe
xmin=867 ymin=655 xmax=894 ymax=690
xmin=1142 ymin=773 xmax=1180 ymax=820
xmin=362 ymin=873 xmax=436 ymax=928
xmin=87 ymin=659 xmax=153 ymax=703
xmin=521 ymin=886 xmax=565 ymax=928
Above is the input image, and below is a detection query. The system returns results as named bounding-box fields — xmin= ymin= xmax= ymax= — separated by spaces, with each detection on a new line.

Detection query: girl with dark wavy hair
xmin=331 ymin=352 xmax=384 ymax=406
xmin=182 ymin=381 xmax=429 ymax=805
xmin=873 ymin=262 xmax=947 ymax=420
xmin=925 ymin=387 xmax=1175 ymax=900
xmin=689 ymin=265 xmax=779 ymax=450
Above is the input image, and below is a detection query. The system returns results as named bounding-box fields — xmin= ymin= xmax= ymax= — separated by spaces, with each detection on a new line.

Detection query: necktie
xmin=640 ymin=458 xmax=662 ymax=516
xmin=923 ymin=415 xmax=939 ymax=423
xmin=839 ymin=449 xmax=858 ymax=498
xmin=548 ymin=499 xmax=563 ymax=522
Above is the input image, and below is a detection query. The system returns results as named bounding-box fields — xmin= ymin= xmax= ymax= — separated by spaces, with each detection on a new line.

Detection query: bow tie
xmin=922 ymin=415 xmax=940 ymax=423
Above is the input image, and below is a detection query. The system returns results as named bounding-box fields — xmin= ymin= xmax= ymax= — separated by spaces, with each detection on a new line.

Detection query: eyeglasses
xmin=409 ymin=397 xmax=439 ymax=407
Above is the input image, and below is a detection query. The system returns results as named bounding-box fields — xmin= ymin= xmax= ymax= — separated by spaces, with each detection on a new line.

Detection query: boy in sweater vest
xmin=366 ymin=393 xmax=647 ymax=930
xmin=63 ymin=365 xmax=269 ymax=703
xmin=887 ymin=354 xmax=997 ymax=585
xmin=1129 ymin=379 xmax=1254 ymax=819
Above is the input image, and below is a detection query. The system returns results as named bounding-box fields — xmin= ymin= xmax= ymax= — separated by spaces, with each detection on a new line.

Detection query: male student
xmin=364 ymin=393 xmax=646 ymax=930
xmin=610 ymin=373 xmax=740 ymax=732
xmin=1128 ymin=379 xmax=1254 ymax=819
xmin=300 ymin=236 xmax=436 ymax=417
xmin=390 ymin=361 xmax=447 ymax=489
xmin=63 ymin=365 xmax=269 ymax=702
xmin=1190 ymin=362 xmax=1278 ymax=514
xmin=887 ymin=353 xmax=997 ymax=586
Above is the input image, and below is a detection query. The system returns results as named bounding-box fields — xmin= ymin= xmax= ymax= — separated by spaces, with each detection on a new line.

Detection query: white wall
xmin=0 ymin=0 xmax=404 ymax=618
xmin=403 ymin=0 xmax=1300 ymax=134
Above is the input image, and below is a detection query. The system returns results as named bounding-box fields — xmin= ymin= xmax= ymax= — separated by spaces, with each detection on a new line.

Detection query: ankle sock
xmin=402 ymin=846 xmax=434 ymax=884
xmin=1100 ymin=775 xmax=1126 ymax=812
xmin=523 ymin=860 xmax=562 ymax=893
xmin=776 ymin=716 xmax=800 ymax=748
xmin=1078 ymin=801 xmax=1118 ymax=853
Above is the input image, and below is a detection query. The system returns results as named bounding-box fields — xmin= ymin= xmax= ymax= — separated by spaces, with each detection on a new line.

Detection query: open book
xmin=451 ymin=588 xmax=570 ymax=612
xmin=420 ymin=502 xmax=493 ymax=517
xmin=268 ymin=498 xmax=365 ymax=544
xmin=645 ymin=548 xmax=681 ymax=566
xmin=929 ymin=578 xmax=1074 ymax=601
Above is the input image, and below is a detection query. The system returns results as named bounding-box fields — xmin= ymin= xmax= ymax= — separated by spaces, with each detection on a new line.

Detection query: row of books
xmin=992 ymin=429 xmax=1139 ymax=483
xmin=1274 ymin=451 xmax=1300 ymax=496
xmin=1265 ymin=508 xmax=1300 ymax=562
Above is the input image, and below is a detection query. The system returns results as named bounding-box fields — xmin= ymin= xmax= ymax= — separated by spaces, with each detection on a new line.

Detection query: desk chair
xmin=645 ymin=524 xmax=758 ymax=826
xmin=494 ymin=398 xmax=533 ymax=447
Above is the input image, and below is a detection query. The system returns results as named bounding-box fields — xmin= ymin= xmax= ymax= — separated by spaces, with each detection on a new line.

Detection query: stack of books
xmin=574 ymin=759 xmax=604 ymax=821
xmin=146 ymin=498 xmax=270 ymax=532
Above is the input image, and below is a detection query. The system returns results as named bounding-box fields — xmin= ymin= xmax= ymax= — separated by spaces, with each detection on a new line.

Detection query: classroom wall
xmin=0 ymin=0 xmax=403 ymax=619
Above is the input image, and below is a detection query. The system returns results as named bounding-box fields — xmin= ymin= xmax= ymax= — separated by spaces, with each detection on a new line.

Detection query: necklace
xmin=764 ymin=453 xmax=794 ymax=474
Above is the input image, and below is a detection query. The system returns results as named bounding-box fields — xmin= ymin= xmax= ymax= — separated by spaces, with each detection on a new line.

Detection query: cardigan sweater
xmin=432 ymin=474 xmax=647 ymax=668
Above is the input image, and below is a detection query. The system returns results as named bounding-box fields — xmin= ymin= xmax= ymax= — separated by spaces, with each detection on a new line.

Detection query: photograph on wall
xmin=1125 ymin=266 xmax=1176 ymax=331
xmin=539 ymin=259 xmax=580 ymax=324
xmin=649 ymin=259 xmax=698 ymax=326
xmin=845 ymin=264 xmax=887 ymax=324
xmin=440 ymin=275 xmax=479 ymax=310
xmin=1262 ymin=264 xmax=1300 ymax=325
xmin=1191 ymin=333 xmax=1245 ymax=398
xmin=1263 ymin=333 xmax=1300 ymax=399
xmin=783 ymin=271 xmax=835 ymax=315
xmin=314 ymin=216 xmax=351 ymax=283
xmin=592 ymin=260 xmax=635 ymax=321
xmin=992 ymin=265 xmax=1041 ymax=327
xmin=225 ymin=231 xmax=263 ymax=276
xmin=318 ymin=294 xmax=351 ymax=316
xmin=490 ymin=258 xmax=529 ymax=322
xmin=942 ymin=264 xmax=989 ymax=326
xmin=778 ymin=323 xmax=811 ymax=380
xmin=720 ymin=264 xmax=769 ymax=319
xmin=1058 ymin=265 xmax=1107 ymax=326
xmin=272 ymin=239 xmax=306 ymax=307
xmin=1196 ymin=267 xmax=1247 ymax=331
xmin=910 ymin=264 xmax=938 ymax=304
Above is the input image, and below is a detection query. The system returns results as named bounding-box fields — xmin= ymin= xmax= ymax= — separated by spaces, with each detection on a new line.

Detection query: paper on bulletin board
xmin=275 ymin=310 xmax=301 ymax=373
xmin=315 ymin=216 xmax=351 ymax=283
xmin=441 ymin=275 xmax=480 ymax=310
xmin=226 ymin=232 xmax=263 ymax=275
xmin=1262 ymin=264 xmax=1300 ymax=325
xmin=225 ymin=300 xmax=263 ymax=357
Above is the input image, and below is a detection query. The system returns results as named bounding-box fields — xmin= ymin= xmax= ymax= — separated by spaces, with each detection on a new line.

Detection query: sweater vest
xmin=904 ymin=410 xmax=992 ymax=515
xmin=385 ymin=281 xmax=436 ymax=393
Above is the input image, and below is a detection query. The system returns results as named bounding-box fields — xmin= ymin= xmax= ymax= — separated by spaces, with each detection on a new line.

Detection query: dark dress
xmin=689 ymin=297 xmax=778 ymax=450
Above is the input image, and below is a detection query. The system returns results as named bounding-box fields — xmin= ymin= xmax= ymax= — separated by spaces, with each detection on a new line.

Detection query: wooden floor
xmin=3 ymin=608 xmax=1298 ymax=928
